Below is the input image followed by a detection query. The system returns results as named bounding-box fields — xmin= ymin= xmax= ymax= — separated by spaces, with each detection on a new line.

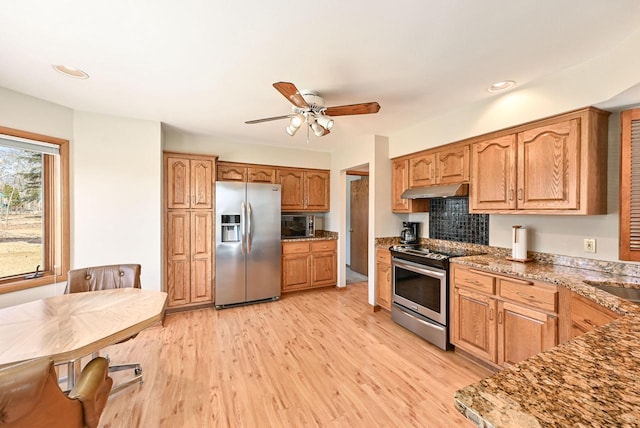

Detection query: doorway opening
xmin=346 ymin=167 xmax=369 ymax=285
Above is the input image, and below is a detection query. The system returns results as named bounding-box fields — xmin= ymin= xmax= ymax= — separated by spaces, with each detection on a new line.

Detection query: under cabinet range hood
xmin=401 ymin=183 xmax=469 ymax=199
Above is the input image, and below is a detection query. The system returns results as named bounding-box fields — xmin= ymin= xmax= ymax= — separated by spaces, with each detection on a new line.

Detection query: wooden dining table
xmin=0 ymin=288 xmax=167 ymax=368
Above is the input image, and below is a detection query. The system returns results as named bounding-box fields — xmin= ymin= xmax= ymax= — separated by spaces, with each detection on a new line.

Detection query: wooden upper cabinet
xmin=471 ymin=135 xmax=517 ymax=210
xmin=436 ymin=145 xmax=470 ymax=185
xmin=166 ymin=155 xmax=213 ymax=209
xmin=517 ymin=120 xmax=579 ymax=210
xmin=470 ymin=107 xmax=609 ymax=215
xmin=248 ymin=166 xmax=276 ymax=183
xmin=217 ymin=163 xmax=246 ymax=182
xmin=278 ymin=169 xmax=305 ymax=211
xmin=217 ymin=162 xmax=276 ymax=183
xmin=409 ymin=154 xmax=436 ymax=187
xmin=391 ymin=159 xmax=428 ymax=213
xmin=278 ymin=168 xmax=330 ymax=212
xmin=305 ymin=170 xmax=330 ymax=211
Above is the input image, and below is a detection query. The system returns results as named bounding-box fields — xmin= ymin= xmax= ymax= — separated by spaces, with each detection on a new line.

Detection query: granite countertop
xmin=281 ymin=230 xmax=338 ymax=242
xmin=452 ymin=255 xmax=640 ymax=427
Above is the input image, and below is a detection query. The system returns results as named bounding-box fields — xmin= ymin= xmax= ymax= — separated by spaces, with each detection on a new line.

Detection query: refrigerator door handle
xmin=247 ymin=203 xmax=253 ymax=254
xmin=240 ymin=201 xmax=246 ymax=255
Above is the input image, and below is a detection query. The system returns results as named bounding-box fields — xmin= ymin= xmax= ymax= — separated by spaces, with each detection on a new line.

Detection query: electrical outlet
xmin=584 ymin=238 xmax=597 ymax=253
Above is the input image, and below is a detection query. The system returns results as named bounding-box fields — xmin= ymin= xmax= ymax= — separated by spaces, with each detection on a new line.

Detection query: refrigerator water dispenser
xmin=221 ymin=214 xmax=241 ymax=242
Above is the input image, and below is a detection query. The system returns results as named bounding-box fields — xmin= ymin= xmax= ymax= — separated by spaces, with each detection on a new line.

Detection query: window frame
xmin=0 ymin=125 xmax=69 ymax=293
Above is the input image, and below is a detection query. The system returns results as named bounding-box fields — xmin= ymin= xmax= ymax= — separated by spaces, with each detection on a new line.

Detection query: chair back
xmin=65 ymin=264 xmax=141 ymax=294
xmin=0 ymin=358 xmax=83 ymax=428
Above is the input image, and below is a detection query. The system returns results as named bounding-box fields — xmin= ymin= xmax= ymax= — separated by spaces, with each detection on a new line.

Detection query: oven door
xmin=392 ymin=258 xmax=447 ymax=325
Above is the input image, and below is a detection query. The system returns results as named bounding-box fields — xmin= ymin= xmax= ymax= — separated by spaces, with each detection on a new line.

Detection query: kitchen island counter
xmin=452 ymin=255 xmax=640 ymax=427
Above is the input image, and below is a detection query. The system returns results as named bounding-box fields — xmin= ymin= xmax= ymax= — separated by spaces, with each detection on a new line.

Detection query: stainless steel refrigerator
xmin=215 ymin=182 xmax=281 ymax=308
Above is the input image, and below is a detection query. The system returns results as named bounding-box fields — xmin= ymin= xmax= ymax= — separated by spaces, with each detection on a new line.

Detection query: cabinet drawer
xmin=499 ymin=279 xmax=557 ymax=313
xmin=282 ymin=242 xmax=310 ymax=254
xmin=454 ymin=268 xmax=495 ymax=294
xmin=310 ymin=240 xmax=336 ymax=252
xmin=376 ymin=248 xmax=391 ymax=264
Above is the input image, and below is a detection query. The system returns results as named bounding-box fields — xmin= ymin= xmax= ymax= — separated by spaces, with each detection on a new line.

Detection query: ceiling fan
xmin=246 ymin=82 xmax=380 ymax=141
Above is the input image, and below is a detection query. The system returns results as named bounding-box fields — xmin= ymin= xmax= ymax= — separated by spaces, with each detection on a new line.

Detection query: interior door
xmin=349 ymin=176 xmax=368 ymax=275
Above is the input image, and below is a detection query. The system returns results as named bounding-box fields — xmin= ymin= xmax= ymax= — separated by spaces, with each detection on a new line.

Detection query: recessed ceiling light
xmin=52 ymin=65 xmax=89 ymax=79
xmin=488 ymin=80 xmax=516 ymax=92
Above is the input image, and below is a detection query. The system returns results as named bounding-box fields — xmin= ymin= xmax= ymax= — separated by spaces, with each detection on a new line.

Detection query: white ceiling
xmin=1 ymin=1 xmax=640 ymax=152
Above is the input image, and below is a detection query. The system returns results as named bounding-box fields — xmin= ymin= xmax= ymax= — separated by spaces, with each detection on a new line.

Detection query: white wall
xmin=163 ymin=128 xmax=331 ymax=169
xmin=72 ymin=111 xmax=163 ymax=290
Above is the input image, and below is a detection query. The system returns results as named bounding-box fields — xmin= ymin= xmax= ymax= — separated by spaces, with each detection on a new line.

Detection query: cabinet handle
xmin=489 ymin=308 xmax=494 ymax=321
xmin=517 ymin=188 xmax=523 ymax=200
xmin=509 ymin=189 xmax=514 ymax=201
xmin=584 ymin=318 xmax=596 ymax=328
xmin=498 ymin=311 xmax=503 ymax=325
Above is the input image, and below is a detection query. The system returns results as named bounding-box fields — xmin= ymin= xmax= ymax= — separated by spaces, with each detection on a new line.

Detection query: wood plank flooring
xmin=100 ymin=282 xmax=489 ymax=427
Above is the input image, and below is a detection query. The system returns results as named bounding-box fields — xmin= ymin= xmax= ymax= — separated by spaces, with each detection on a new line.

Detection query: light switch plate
xmin=584 ymin=238 xmax=596 ymax=253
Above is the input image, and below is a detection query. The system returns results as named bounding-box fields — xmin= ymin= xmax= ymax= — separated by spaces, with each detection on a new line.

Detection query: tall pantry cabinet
xmin=164 ymin=152 xmax=217 ymax=309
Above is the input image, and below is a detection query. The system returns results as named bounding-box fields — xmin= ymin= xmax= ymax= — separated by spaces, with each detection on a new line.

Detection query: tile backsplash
xmin=429 ymin=197 xmax=488 ymax=245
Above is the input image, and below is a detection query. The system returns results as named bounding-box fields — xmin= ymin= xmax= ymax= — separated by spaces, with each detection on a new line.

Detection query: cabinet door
xmin=166 ymin=157 xmax=191 ymax=209
xmin=391 ymin=159 xmax=428 ymax=213
xmin=217 ymin=163 xmax=247 ymax=182
xmin=248 ymin=166 xmax=276 ymax=183
xmin=516 ymin=119 xmax=579 ymax=210
xmin=305 ymin=170 xmax=330 ymax=211
xmin=436 ymin=145 xmax=469 ymax=184
xmin=282 ymin=254 xmax=310 ymax=291
xmin=191 ymin=159 xmax=213 ymax=209
xmin=167 ymin=211 xmax=191 ymax=306
xmin=409 ymin=154 xmax=436 ymax=187
xmin=470 ymin=135 xmax=517 ymax=211
xmin=451 ymin=287 xmax=497 ymax=363
xmin=376 ymin=262 xmax=392 ymax=310
xmin=497 ymin=301 xmax=557 ymax=367
xmin=392 ymin=159 xmax=411 ymax=212
xmin=311 ymin=251 xmax=337 ymax=287
xmin=190 ymin=211 xmax=212 ymax=303
xmin=278 ymin=169 xmax=305 ymax=211
xmin=569 ymin=292 xmax=620 ymax=339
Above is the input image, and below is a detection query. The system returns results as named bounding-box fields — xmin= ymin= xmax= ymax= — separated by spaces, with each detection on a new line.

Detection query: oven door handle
xmin=393 ymin=259 xmax=446 ymax=279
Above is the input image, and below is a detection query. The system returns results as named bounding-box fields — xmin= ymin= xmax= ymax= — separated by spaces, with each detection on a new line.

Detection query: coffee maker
xmin=400 ymin=221 xmax=419 ymax=245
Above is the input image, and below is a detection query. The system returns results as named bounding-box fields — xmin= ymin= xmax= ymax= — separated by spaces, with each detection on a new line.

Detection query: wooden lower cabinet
xmin=497 ymin=301 xmax=557 ymax=367
xmin=558 ymin=288 xmax=621 ymax=342
xmin=282 ymin=240 xmax=336 ymax=292
xmin=452 ymin=287 xmax=497 ymax=363
xmin=166 ymin=210 xmax=213 ymax=307
xmin=451 ymin=264 xmax=558 ymax=368
xmin=375 ymin=248 xmax=392 ymax=310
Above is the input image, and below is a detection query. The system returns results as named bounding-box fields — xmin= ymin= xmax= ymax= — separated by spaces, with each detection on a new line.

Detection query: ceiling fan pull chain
xmin=306 ymin=121 xmax=310 ymax=144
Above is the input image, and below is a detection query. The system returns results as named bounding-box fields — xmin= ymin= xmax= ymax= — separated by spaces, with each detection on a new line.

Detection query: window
xmin=0 ymin=126 xmax=69 ymax=293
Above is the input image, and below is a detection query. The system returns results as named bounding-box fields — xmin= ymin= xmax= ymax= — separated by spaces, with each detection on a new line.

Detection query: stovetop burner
xmin=389 ymin=244 xmax=484 ymax=267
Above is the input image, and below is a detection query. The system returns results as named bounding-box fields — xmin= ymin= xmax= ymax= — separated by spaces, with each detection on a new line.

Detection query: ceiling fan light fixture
xmin=311 ymin=122 xmax=326 ymax=137
xmin=285 ymin=115 xmax=304 ymax=136
xmin=487 ymin=80 xmax=516 ymax=92
xmin=316 ymin=114 xmax=334 ymax=130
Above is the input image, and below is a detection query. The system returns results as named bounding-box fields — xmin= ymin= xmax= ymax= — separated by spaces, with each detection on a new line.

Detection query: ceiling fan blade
xmin=324 ymin=102 xmax=380 ymax=116
xmin=273 ymin=82 xmax=309 ymax=109
xmin=245 ymin=115 xmax=292 ymax=124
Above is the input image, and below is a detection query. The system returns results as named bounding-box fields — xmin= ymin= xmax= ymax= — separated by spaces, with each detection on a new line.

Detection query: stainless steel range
xmin=389 ymin=245 xmax=481 ymax=350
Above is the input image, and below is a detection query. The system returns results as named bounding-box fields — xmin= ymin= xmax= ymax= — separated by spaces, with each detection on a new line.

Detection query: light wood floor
xmin=100 ymin=282 xmax=489 ymax=427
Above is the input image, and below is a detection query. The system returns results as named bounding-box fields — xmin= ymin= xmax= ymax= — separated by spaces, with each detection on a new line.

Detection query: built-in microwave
xmin=281 ymin=215 xmax=315 ymax=238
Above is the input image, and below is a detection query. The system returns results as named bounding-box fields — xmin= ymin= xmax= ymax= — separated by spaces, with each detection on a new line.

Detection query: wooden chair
xmin=65 ymin=264 xmax=143 ymax=393
xmin=0 ymin=357 xmax=112 ymax=428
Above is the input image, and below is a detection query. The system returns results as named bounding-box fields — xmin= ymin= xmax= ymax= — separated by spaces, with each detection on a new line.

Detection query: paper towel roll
xmin=512 ymin=226 xmax=528 ymax=260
